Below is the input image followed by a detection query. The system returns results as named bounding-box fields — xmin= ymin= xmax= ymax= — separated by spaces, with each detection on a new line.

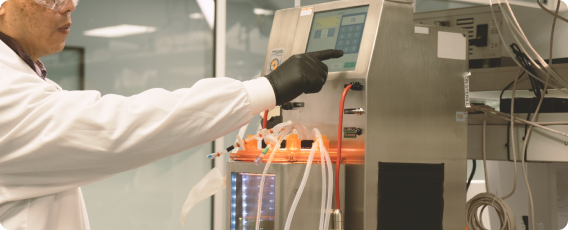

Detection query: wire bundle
xmin=488 ymin=0 xmax=568 ymax=92
xmin=466 ymin=193 xmax=516 ymax=230
xmin=466 ymin=1 xmax=567 ymax=229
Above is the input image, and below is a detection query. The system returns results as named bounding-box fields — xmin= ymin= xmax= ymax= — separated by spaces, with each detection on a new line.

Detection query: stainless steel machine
xmin=226 ymin=0 xmax=469 ymax=229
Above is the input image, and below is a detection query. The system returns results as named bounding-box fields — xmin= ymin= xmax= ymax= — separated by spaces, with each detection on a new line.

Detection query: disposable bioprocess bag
xmin=180 ymin=167 xmax=226 ymax=225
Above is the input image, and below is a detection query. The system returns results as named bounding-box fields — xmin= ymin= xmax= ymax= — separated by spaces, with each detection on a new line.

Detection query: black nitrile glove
xmin=264 ymin=49 xmax=344 ymax=105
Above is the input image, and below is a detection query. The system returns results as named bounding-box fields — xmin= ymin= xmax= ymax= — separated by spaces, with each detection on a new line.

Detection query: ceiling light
xmin=254 ymin=8 xmax=274 ymax=16
xmin=189 ymin=13 xmax=204 ymax=19
xmin=83 ymin=25 xmax=157 ymax=38
xmin=196 ymin=0 xmax=215 ymax=29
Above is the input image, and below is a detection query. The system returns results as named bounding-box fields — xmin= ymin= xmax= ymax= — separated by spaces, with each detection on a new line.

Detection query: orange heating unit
xmin=231 ymin=134 xmax=364 ymax=164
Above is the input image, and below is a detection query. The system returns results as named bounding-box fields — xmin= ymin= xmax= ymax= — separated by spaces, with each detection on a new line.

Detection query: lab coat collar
xmin=0 ymin=38 xmax=40 ymax=77
xmin=0 ymin=39 xmax=62 ymax=90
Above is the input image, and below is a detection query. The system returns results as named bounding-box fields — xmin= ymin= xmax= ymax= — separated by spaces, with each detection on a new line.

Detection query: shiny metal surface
xmin=330 ymin=209 xmax=344 ymax=230
xmin=259 ymin=0 xmax=468 ymax=229
xmin=365 ymin=1 xmax=468 ymax=229
xmin=261 ymin=8 xmax=301 ymax=77
xmin=225 ymin=162 xmax=345 ymax=230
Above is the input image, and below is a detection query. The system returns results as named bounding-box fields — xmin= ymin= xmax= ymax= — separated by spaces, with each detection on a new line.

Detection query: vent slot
xmin=457 ymin=18 xmax=474 ymax=25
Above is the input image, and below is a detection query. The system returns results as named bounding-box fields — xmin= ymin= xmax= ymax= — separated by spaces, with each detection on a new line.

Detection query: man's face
xmin=0 ymin=0 xmax=75 ymax=59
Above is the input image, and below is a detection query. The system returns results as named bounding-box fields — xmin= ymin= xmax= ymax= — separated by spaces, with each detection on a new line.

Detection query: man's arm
xmin=0 ymin=70 xmax=272 ymax=203
xmin=0 ymin=49 xmax=343 ymax=203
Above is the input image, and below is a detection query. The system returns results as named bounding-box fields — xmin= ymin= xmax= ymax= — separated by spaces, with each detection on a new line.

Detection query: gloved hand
xmin=264 ymin=49 xmax=344 ymax=105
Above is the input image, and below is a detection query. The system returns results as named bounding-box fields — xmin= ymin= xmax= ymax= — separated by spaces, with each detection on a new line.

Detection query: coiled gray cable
xmin=466 ymin=113 xmax=516 ymax=230
xmin=466 ymin=193 xmax=516 ymax=230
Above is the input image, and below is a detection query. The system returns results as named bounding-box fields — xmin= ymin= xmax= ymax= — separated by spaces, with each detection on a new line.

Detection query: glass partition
xmin=45 ymin=0 xmax=214 ymax=229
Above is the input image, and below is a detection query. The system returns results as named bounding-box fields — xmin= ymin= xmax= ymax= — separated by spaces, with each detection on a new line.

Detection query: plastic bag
xmin=180 ymin=167 xmax=226 ymax=225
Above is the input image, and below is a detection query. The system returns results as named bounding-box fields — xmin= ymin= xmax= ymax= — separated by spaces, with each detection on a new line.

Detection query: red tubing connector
xmin=336 ymin=84 xmax=352 ymax=210
xmin=263 ymin=110 xmax=269 ymax=129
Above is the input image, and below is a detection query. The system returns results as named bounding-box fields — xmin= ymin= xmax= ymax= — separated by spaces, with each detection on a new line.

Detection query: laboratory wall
xmin=45 ymin=0 xmax=215 ymax=229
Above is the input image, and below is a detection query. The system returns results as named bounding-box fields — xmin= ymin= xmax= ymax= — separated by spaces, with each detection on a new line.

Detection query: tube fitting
xmin=330 ymin=209 xmax=344 ymax=230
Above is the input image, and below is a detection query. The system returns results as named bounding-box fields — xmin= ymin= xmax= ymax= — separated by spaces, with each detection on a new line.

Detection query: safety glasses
xmin=33 ymin=0 xmax=79 ymax=12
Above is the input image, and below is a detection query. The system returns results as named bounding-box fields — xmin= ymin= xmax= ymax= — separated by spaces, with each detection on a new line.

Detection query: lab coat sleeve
xmin=0 ymin=69 xmax=275 ymax=204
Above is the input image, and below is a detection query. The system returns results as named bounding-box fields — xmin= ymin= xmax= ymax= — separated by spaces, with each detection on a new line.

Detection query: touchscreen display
xmin=306 ymin=6 xmax=369 ymax=72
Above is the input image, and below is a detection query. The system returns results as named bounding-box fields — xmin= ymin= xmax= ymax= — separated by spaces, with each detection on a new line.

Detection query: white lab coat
xmin=0 ymin=40 xmax=275 ymax=230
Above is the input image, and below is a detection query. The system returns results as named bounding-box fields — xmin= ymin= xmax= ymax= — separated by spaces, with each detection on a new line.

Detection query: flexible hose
xmin=263 ymin=110 xmax=269 ymax=129
xmin=280 ymin=128 xmax=333 ymax=230
xmin=255 ymin=124 xmax=294 ymax=230
xmin=319 ymin=133 xmax=327 ymax=230
xmin=314 ymin=128 xmax=334 ymax=230
xmin=283 ymin=133 xmax=318 ymax=230
xmin=336 ymin=84 xmax=352 ymax=210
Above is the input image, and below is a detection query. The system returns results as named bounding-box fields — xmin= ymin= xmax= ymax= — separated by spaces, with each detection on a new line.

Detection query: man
xmin=0 ymin=0 xmax=343 ymax=229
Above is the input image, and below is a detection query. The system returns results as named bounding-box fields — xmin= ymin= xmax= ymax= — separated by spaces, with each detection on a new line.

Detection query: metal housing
xmin=228 ymin=0 xmax=469 ymax=229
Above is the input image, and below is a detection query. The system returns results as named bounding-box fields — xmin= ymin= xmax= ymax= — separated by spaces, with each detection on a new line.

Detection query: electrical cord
xmin=500 ymin=0 xmax=568 ymax=88
xmin=500 ymin=70 xmax=525 ymax=101
xmin=466 ymin=160 xmax=477 ymax=191
xmin=469 ymin=6 xmax=563 ymax=223
xmin=509 ymin=44 xmax=544 ymax=99
xmin=466 ymin=113 xmax=517 ymax=230
xmin=335 ymin=84 xmax=353 ymax=211
xmin=467 ymin=71 xmax=523 ymax=230
xmin=488 ymin=0 xmax=568 ymax=92
xmin=517 ymin=2 xmax=562 ymax=229
xmin=472 ymin=104 xmax=568 ymax=137
xmin=537 ymin=0 xmax=568 ymax=24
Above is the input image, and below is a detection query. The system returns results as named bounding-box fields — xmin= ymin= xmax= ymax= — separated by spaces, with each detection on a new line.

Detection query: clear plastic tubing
xmin=283 ymin=132 xmax=317 ymax=230
xmin=318 ymin=132 xmax=327 ymax=230
xmin=314 ymin=129 xmax=334 ymax=230
xmin=255 ymin=124 xmax=294 ymax=230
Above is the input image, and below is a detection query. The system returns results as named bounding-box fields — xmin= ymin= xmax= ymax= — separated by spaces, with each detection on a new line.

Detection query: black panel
xmin=377 ymin=162 xmax=445 ymax=230
xmin=469 ymin=58 xmax=501 ymax=69
xmin=261 ymin=140 xmax=315 ymax=149
xmin=500 ymin=97 xmax=568 ymax=113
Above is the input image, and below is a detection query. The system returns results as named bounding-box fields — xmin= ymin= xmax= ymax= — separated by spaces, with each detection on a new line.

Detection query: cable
xmin=509 ymin=44 xmax=544 ymax=99
xmin=469 ymin=4 xmax=563 ymax=223
xmin=487 ymin=0 xmax=568 ymax=92
xmin=537 ymin=0 xmax=568 ymax=24
xmin=466 ymin=160 xmax=477 ymax=191
xmin=517 ymin=2 xmax=562 ymax=229
xmin=500 ymin=70 xmax=525 ymax=101
xmin=335 ymin=84 xmax=352 ymax=211
xmin=500 ymin=0 xmax=568 ymax=88
xmin=466 ymin=193 xmax=516 ymax=230
xmin=263 ymin=110 xmax=269 ymax=129
xmin=471 ymin=104 xmax=568 ymax=137
xmin=466 ymin=113 xmax=517 ymax=230
xmin=501 ymin=72 xmax=520 ymax=200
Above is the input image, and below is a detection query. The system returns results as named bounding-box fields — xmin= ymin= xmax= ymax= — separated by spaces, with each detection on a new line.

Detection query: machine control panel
xmin=306 ymin=6 xmax=369 ymax=72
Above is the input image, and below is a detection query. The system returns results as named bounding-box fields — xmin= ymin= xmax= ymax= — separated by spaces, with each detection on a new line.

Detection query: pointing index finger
xmin=307 ymin=49 xmax=344 ymax=61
